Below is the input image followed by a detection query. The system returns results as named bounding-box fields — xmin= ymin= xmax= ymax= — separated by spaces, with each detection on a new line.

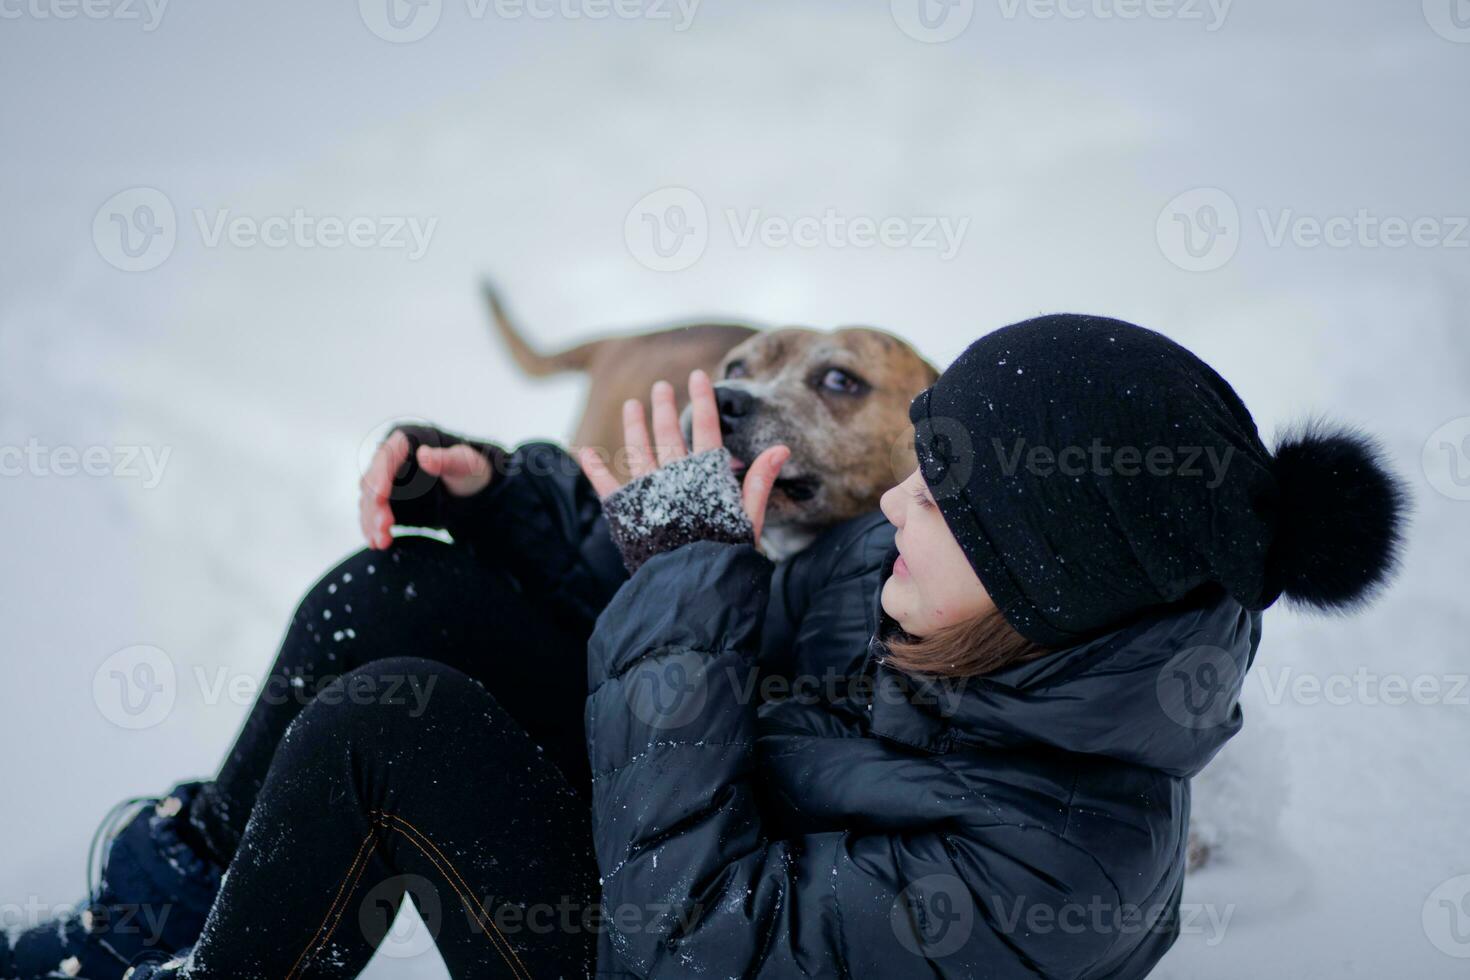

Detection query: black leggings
xmin=185 ymin=537 xmax=599 ymax=978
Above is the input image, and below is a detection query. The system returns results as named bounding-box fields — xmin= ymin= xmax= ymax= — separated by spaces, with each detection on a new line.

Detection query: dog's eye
xmin=818 ymin=368 xmax=866 ymax=395
xmin=725 ymin=360 xmax=749 ymax=379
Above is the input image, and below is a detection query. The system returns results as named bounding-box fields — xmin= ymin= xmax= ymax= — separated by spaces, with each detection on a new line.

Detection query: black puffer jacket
xmin=394 ymin=435 xmax=1262 ymax=979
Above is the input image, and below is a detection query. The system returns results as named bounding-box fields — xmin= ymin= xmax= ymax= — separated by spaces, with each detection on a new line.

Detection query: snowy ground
xmin=3 ymin=2 xmax=1469 ymax=977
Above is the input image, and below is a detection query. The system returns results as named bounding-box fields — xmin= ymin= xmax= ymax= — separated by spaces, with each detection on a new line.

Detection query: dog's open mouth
xmin=729 ymin=455 xmax=821 ymax=502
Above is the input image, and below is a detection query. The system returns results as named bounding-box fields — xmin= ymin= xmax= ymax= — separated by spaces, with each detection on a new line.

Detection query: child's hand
xmin=359 ymin=430 xmax=493 ymax=550
xmin=577 ymin=369 xmax=789 ymax=545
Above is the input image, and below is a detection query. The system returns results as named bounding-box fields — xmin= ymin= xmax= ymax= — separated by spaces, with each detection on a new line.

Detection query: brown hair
xmin=883 ymin=608 xmax=1052 ymax=678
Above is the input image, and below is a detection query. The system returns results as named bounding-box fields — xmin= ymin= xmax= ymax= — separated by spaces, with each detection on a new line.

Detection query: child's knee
xmin=280 ymin=538 xmax=464 ymax=670
xmin=296 ymin=539 xmax=445 ymax=615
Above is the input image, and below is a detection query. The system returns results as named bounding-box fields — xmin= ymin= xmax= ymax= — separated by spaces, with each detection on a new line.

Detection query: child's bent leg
xmin=185 ymin=657 xmax=598 ymax=979
xmin=193 ymin=536 xmax=594 ymax=862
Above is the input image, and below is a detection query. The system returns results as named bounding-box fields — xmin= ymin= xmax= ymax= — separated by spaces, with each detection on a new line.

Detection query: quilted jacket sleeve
xmin=586 ymin=540 xmax=1126 ymax=979
xmin=385 ymin=424 xmax=627 ymax=623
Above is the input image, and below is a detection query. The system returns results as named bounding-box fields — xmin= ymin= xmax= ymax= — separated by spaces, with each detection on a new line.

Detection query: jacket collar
xmin=862 ymin=545 xmax=949 ymax=751
xmin=862 ymin=544 xmax=1261 ymax=778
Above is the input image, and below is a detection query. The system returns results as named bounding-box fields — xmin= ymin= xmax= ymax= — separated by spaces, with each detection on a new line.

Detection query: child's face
xmin=878 ymin=469 xmax=995 ymax=636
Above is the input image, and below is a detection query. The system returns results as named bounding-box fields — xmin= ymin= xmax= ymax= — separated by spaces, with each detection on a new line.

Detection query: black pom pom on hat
xmin=1265 ymin=420 xmax=1410 ymax=613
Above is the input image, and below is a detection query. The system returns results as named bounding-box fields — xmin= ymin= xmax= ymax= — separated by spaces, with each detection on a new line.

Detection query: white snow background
xmin=3 ymin=2 xmax=1469 ymax=977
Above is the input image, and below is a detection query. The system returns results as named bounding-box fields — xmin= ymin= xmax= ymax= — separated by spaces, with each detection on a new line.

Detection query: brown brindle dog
xmin=485 ymin=283 xmax=937 ymax=560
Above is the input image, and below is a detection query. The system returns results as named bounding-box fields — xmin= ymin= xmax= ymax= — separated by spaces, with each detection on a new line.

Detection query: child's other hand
xmin=359 ymin=430 xmax=492 ymax=550
xmin=577 ymin=369 xmax=789 ymax=545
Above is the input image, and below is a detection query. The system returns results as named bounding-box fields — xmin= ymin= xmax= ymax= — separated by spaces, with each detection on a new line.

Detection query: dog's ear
xmin=920 ymin=359 xmax=940 ymax=385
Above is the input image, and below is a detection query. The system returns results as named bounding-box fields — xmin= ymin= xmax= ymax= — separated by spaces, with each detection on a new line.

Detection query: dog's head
xmin=684 ymin=327 xmax=938 ymax=558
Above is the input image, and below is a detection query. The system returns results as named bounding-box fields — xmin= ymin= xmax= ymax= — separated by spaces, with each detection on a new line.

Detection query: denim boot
xmin=9 ymin=783 xmax=223 ymax=980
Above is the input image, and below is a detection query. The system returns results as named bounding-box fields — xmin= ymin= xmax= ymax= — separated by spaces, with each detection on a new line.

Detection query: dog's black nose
xmin=715 ymin=386 xmax=754 ymax=435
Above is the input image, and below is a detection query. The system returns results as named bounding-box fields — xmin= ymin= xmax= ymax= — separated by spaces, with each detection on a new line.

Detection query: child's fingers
xmin=623 ymin=399 xmax=655 ymax=478
xmin=362 ymin=429 xmax=410 ymax=501
xmin=418 ymin=444 xmax=481 ymax=478
xmin=650 ymin=380 xmax=686 ymax=465
xmin=578 ymin=446 xmax=623 ymax=499
xmin=359 ymin=430 xmax=411 ymax=549
xmin=420 ymin=444 xmax=493 ymax=497
xmin=741 ymin=444 xmax=790 ymax=543
xmin=358 ymin=492 xmax=392 ymax=550
xmin=416 ymin=445 xmax=446 ymax=474
xmin=688 ymin=369 xmax=723 ymax=455
xmin=358 ymin=493 xmax=377 ymax=547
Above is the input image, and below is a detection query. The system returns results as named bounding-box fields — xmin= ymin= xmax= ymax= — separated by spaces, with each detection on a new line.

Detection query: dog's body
xmin=486 ymin=284 xmax=757 ymax=472
xmin=485 ymin=285 xmax=936 ymax=561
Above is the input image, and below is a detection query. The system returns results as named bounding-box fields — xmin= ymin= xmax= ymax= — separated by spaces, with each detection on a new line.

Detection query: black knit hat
xmin=910 ymin=314 xmax=1408 ymax=647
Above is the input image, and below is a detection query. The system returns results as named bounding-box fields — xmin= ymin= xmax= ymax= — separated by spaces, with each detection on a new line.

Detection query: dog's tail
xmin=482 ymin=279 xmax=602 ymax=377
